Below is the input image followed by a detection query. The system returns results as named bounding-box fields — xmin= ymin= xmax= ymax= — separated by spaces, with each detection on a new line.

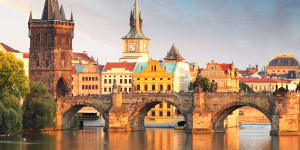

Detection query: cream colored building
xmin=240 ymin=78 xmax=292 ymax=92
xmin=101 ymin=62 xmax=136 ymax=94
xmin=72 ymin=64 xmax=103 ymax=96
xmin=201 ymin=60 xmax=239 ymax=92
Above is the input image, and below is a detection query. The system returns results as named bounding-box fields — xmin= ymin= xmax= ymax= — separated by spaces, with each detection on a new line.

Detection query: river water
xmin=0 ymin=125 xmax=299 ymax=150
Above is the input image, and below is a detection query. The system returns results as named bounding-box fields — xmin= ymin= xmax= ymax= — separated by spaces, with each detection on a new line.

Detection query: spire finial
xmin=29 ymin=11 xmax=32 ymax=21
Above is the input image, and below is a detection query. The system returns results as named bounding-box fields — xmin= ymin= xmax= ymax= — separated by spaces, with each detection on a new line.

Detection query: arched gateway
xmin=55 ymin=90 xmax=300 ymax=135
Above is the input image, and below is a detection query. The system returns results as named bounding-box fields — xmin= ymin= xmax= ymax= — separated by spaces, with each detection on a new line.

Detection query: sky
xmin=0 ymin=0 xmax=300 ymax=69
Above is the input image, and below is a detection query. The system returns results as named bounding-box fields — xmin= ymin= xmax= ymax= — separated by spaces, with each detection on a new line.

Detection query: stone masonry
xmin=56 ymin=89 xmax=300 ymax=135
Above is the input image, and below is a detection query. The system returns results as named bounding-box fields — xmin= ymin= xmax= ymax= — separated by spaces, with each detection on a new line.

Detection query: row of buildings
xmin=2 ymin=0 xmax=299 ymax=127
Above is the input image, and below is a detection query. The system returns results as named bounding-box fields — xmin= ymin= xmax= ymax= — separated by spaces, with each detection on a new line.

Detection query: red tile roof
xmin=0 ymin=43 xmax=20 ymax=53
xmin=104 ymin=62 xmax=136 ymax=72
xmin=240 ymin=78 xmax=291 ymax=83
xmin=23 ymin=52 xmax=29 ymax=58
xmin=218 ymin=64 xmax=231 ymax=71
xmin=72 ymin=52 xmax=94 ymax=63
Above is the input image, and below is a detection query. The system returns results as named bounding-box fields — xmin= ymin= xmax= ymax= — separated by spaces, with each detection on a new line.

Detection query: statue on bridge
xmin=210 ymin=80 xmax=218 ymax=93
xmin=296 ymin=82 xmax=300 ymax=93
xmin=194 ymin=77 xmax=203 ymax=93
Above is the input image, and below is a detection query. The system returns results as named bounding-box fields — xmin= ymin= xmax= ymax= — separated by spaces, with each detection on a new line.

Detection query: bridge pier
xmin=186 ymin=92 xmax=215 ymax=133
xmin=274 ymin=93 xmax=300 ymax=136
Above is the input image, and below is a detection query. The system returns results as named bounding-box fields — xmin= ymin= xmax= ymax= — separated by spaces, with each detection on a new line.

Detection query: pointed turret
xmin=41 ymin=0 xmax=54 ymax=20
xmin=70 ymin=12 xmax=74 ymax=22
xmin=164 ymin=43 xmax=184 ymax=61
xmin=29 ymin=11 xmax=32 ymax=21
xmin=123 ymin=0 xmax=147 ymax=39
xmin=60 ymin=4 xmax=66 ymax=20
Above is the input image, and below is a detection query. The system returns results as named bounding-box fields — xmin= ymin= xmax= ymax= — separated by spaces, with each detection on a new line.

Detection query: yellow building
xmin=0 ymin=43 xmax=29 ymax=77
xmin=72 ymin=64 xmax=103 ymax=96
xmin=201 ymin=60 xmax=239 ymax=92
xmin=240 ymin=77 xmax=291 ymax=92
xmin=266 ymin=53 xmax=299 ymax=76
xmin=133 ymin=60 xmax=181 ymax=126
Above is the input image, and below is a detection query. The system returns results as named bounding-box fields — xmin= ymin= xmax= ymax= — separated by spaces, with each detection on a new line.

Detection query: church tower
xmin=28 ymin=0 xmax=74 ymax=97
xmin=120 ymin=0 xmax=150 ymax=63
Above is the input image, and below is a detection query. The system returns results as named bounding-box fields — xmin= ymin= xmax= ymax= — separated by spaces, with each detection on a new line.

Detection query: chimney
xmin=83 ymin=51 xmax=88 ymax=56
xmin=256 ymin=65 xmax=258 ymax=71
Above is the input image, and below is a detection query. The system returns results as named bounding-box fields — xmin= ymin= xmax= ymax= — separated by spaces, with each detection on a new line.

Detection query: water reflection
xmin=1 ymin=126 xmax=300 ymax=150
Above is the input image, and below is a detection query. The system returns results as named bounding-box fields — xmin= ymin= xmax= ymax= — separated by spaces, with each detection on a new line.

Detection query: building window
xmin=46 ymin=60 xmax=49 ymax=67
xmin=92 ymin=85 xmax=94 ymax=89
xmin=145 ymin=78 xmax=148 ymax=80
xmin=86 ymin=77 xmax=89 ymax=81
xmin=167 ymin=85 xmax=171 ymax=91
xmin=82 ymin=85 xmax=85 ymax=90
xmin=168 ymin=78 xmax=171 ymax=80
xmin=109 ymin=79 xmax=112 ymax=84
xmin=160 ymin=103 xmax=163 ymax=108
xmin=89 ymin=77 xmax=92 ymax=81
xmin=104 ymin=88 xmax=107 ymax=92
xmin=154 ymin=66 xmax=157 ymax=71
xmin=144 ymin=85 xmax=148 ymax=91
xmin=96 ymin=85 xmax=98 ymax=89
xmin=129 ymin=79 xmax=132 ymax=84
xmin=137 ymin=78 xmax=140 ymax=80
xmin=92 ymin=77 xmax=95 ymax=81
xmin=160 ymin=78 xmax=163 ymax=80
xmin=167 ymin=111 xmax=171 ymax=117
xmin=89 ymin=85 xmax=91 ymax=89
xmin=85 ymin=85 xmax=88 ymax=89
xmin=113 ymin=79 xmax=116 ymax=84
xmin=152 ymin=111 xmax=155 ymax=116
xmin=95 ymin=77 xmax=98 ymax=81
xmin=159 ymin=111 xmax=163 ymax=117
xmin=152 ymin=85 xmax=156 ymax=91
xmin=104 ymin=79 xmax=107 ymax=84
xmin=160 ymin=85 xmax=163 ymax=91
xmin=167 ymin=104 xmax=171 ymax=108
xmin=124 ymin=88 xmax=127 ymax=92
xmin=109 ymin=88 xmax=112 ymax=92
xmin=152 ymin=78 xmax=155 ymax=80
xmin=137 ymin=85 xmax=140 ymax=91
xmin=120 ymin=79 xmax=123 ymax=84
xmin=120 ymin=88 xmax=122 ymax=92
xmin=125 ymin=79 xmax=128 ymax=84
xmin=129 ymin=88 xmax=132 ymax=92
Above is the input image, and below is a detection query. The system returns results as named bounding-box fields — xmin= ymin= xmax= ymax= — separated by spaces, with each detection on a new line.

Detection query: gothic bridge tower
xmin=28 ymin=0 xmax=74 ymax=97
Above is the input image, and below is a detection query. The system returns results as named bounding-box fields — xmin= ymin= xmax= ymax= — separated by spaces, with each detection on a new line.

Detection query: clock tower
xmin=120 ymin=0 xmax=150 ymax=63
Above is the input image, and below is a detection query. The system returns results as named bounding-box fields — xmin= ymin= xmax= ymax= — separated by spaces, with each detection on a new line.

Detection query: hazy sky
xmin=0 ymin=0 xmax=300 ymax=69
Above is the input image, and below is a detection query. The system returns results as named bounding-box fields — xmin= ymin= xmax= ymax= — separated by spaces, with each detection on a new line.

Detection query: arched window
xmin=137 ymin=85 xmax=140 ymax=91
xmin=144 ymin=85 xmax=148 ymax=91
xmin=167 ymin=85 xmax=171 ymax=91
xmin=152 ymin=85 xmax=156 ymax=91
xmin=160 ymin=85 xmax=163 ymax=91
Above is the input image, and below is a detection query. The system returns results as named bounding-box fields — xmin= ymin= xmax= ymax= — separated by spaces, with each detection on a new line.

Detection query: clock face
xmin=129 ymin=43 xmax=136 ymax=52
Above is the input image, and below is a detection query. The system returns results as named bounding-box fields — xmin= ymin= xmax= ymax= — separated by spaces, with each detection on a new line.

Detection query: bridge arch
xmin=211 ymin=101 xmax=272 ymax=132
xmin=59 ymin=100 xmax=108 ymax=129
xmin=128 ymin=98 xmax=188 ymax=130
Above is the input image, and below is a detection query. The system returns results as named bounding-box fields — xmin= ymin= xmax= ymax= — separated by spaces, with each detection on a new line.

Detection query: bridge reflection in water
xmin=1 ymin=126 xmax=300 ymax=150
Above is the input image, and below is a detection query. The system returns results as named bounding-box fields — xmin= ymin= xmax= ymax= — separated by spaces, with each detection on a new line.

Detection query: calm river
xmin=0 ymin=125 xmax=300 ymax=150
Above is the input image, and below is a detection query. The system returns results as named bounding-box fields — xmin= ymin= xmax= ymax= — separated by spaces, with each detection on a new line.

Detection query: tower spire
xmin=60 ymin=4 xmax=66 ymax=20
xmin=123 ymin=0 xmax=146 ymax=39
xmin=29 ymin=11 xmax=32 ymax=21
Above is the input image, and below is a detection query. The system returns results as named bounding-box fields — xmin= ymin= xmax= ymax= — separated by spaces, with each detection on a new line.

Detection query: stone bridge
xmin=55 ymin=91 xmax=300 ymax=135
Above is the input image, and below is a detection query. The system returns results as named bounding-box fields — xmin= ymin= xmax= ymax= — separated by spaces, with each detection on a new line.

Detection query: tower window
xmin=46 ymin=60 xmax=49 ymax=67
xmin=36 ymin=61 xmax=39 ymax=67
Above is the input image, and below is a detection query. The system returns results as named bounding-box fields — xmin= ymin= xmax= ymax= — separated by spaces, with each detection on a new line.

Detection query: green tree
xmin=0 ymin=51 xmax=29 ymax=99
xmin=0 ymin=52 xmax=27 ymax=134
xmin=0 ymin=93 xmax=23 ymax=134
xmin=239 ymin=82 xmax=253 ymax=93
xmin=188 ymin=76 xmax=210 ymax=92
xmin=23 ymin=82 xmax=57 ymax=131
